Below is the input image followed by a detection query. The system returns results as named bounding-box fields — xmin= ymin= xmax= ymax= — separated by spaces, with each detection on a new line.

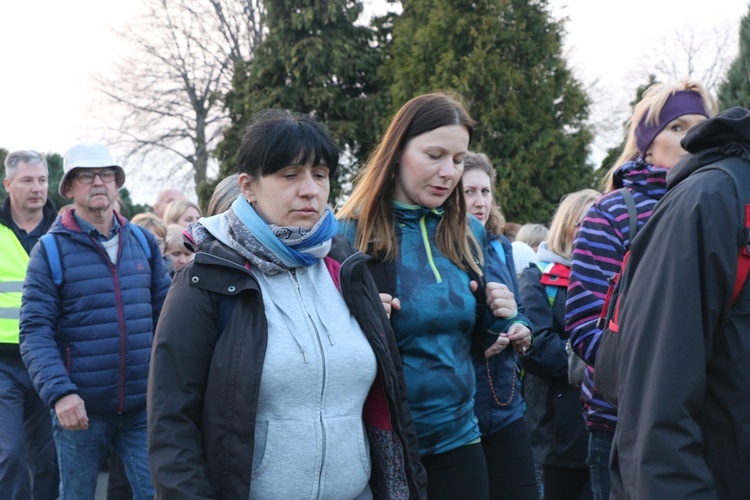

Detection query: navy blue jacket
xmin=472 ymin=233 xmax=530 ymax=436
xmin=20 ymin=209 xmax=171 ymax=414
xmin=518 ymin=263 xmax=587 ymax=468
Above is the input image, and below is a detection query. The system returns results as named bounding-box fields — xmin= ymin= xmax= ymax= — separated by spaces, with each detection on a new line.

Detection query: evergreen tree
xmin=718 ymin=8 xmax=750 ymax=110
xmin=117 ymin=188 xmax=152 ymax=218
xmin=385 ymin=0 xmax=593 ymax=222
xmin=45 ymin=153 xmax=67 ymax=210
xmin=215 ymin=0 xmax=387 ymax=203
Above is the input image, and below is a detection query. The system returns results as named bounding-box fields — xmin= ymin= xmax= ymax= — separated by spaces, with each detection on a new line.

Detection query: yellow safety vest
xmin=0 ymin=224 xmax=29 ymax=344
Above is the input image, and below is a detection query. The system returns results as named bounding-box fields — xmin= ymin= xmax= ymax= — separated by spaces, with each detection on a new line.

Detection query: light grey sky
xmin=0 ymin=0 xmax=746 ymax=203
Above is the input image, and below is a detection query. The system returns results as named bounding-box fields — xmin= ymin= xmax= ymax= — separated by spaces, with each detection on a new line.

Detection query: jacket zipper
xmin=290 ymin=268 xmax=328 ymax=497
xmin=91 ymin=234 xmax=127 ymax=414
xmin=419 ymin=216 xmax=442 ymax=283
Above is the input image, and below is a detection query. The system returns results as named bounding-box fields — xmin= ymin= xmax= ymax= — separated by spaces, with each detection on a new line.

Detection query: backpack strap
xmin=129 ymin=224 xmax=152 ymax=260
xmin=594 ymin=189 xmax=638 ymax=329
xmin=40 ymin=234 xmax=63 ymax=287
xmin=735 ymin=204 xmax=750 ymax=302
xmin=694 ymin=157 xmax=750 ymax=302
xmin=490 ymin=239 xmax=506 ymax=265
xmin=40 ymin=224 xmax=152 ymax=288
xmin=617 ymin=187 xmax=639 ymax=242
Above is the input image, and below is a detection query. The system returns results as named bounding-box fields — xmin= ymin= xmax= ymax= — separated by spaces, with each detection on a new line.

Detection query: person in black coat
xmin=518 ymin=189 xmax=599 ymax=500
xmin=611 ymin=108 xmax=750 ymax=499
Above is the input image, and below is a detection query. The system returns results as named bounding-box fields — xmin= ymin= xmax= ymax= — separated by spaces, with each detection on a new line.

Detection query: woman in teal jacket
xmin=338 ymin=93 xmax=525 ymax=499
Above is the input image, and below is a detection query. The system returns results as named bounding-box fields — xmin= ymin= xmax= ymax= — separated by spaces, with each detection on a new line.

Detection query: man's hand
xmin=54 ymin=394 xmax=89 ymax=431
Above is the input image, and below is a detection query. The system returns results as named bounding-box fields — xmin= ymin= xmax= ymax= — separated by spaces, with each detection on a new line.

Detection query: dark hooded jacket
xmin=518 ymin=254 xmax=588 ymax=469
xmin=148 ymin=234 xmax=427 ymax=499
xmin=610 ymin=107 xmax=750 ymax=499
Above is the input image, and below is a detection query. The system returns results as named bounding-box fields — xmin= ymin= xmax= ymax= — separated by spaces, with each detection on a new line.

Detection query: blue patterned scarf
xmin=192 ymin=195 xmax=338 ymax=275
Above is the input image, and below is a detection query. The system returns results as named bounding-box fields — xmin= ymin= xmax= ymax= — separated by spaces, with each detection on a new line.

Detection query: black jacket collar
xmin=668 ymin=106 xmax=750 ymax=189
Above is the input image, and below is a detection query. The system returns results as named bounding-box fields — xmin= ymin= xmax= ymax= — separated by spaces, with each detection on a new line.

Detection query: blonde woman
xmin=162 ymin=199 xmax=201 ymax=228
xmin=518 ymin=189 xmax=600 ymax=500
xmin=206 ymin=174 xmax=241 ymax=216
xmin=131 ymin=212 xmax=168 ymax=251
xmin=163 ymin=224 xmax=193 ymax=273
xmin=565 ymin=79 xmax=716 ymax=500
xmin=515 ymin=223 xmax=548 ymax=253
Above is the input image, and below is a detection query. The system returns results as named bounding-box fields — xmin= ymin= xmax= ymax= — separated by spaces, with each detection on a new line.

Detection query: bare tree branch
xmin=642 ymin=22 xmax=737 ymax=92
xmin=95 ymin=0 xmax=265 ymax=195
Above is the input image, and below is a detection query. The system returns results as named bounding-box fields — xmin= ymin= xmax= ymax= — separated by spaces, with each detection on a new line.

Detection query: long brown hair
xmin=338 ymin=92 xmax=482 ymax=274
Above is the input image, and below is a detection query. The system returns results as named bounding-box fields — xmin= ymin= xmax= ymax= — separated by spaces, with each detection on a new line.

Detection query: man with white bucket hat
xmin=19 ymin=143 xmax=171 ymax=499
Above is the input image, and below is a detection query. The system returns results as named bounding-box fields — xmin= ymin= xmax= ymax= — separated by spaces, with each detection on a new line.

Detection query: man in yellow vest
xmin=0 ymin=150 xmax=58 ymax=499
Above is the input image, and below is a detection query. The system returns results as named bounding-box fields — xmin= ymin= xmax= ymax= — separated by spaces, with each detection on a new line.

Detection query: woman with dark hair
xmin=338 ymin=93 xmax=524 ymax=500
xmin=462 ymin=151 xmax=537 ymax=499
xmin=148 ymin=109 xmax=426 ymax=499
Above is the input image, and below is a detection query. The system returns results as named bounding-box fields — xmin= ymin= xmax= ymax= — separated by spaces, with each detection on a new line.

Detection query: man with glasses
xmin=19 ymin=143 xmax=171 ymax=499
xmin=0 ymin=150 xmax=58 ymax=499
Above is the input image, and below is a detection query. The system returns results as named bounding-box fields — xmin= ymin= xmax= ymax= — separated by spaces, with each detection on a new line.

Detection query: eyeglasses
xmin=74 ymin=170 xmax=117 ymax=184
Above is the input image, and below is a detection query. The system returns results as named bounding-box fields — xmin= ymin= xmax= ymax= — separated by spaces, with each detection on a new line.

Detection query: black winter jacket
xmin=148 ymin=235 xmax=427 ymax=499
xmin=611 ymin=107 xmax=750 ymax=499
xmin=518 ymin=264 xmax=587 ymax=468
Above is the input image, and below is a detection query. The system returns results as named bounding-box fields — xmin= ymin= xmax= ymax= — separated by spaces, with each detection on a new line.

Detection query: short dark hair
xmin=236 ymin=109 xmax=339 ymax=180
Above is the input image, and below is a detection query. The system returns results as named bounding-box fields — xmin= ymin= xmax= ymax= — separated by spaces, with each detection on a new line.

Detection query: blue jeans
xmin=586 ymin=430 xmax=613 ymax=500
xmin=0 ymin=360 xmax=58 ymax=500
xmin=52 ymin=406 xmax=153 ymax=500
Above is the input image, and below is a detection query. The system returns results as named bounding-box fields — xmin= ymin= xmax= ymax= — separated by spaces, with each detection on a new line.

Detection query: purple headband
xmin=634 ymin=90 xmax=708 ymax=155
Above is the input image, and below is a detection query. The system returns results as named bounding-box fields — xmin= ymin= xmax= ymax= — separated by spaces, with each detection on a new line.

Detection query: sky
xmin=0 ymin=0 xmax=747 ymax=204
